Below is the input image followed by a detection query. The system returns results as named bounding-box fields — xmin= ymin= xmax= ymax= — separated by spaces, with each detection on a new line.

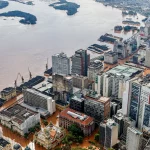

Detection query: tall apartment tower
xmin=72 ymin=49 xmax=90 ymax=76
xmin=52 ymin=52 xmax=70 ymax=75
xmin=105 ymin=119 xmax=118 ymax=149
xmin=144 ymin=17 xmax=150 ymax=37
xmin=126 ymin=127 xmax=143 ymax=150
xmin=145 ymin=48 xmax=150 ymax=68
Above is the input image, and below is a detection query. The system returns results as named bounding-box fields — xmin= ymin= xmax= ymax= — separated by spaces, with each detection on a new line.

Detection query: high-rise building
xmin=105 ymin=119 xmax=118 ymax=149
xmin=144 ymin=17 xmax=150 ymax=37
xmin=88 ymin=60 xmax=103 ymax=81
xmin=52 ymin=52 xmax=70 ymax=75
xmin=126 ymin=127 xmax=143 ymax=150
xmin=95 ymin=72 xmax=104 ymax=95
xmin=72 ymin=49 xmax=90 ymax=76
xmin=52 ymin=74 xmax=73 ymax=103
xmin=69 ymin=95 xmax=85 ymax=112
xmin=145 ymin=48 xmax=150 ymax=68
xmin=121 ymin=117 xmax=135 ymax=143
xmin=113 ymin=112 xmax=124 ymax=137
xmin=72 ymin=75 xmax=89 ymax=89
xmin=123 ymin=74 xmax=150 ymax=129
xmin=142 ymin=103 xmax=150 ymax=133
xmin=99 ymin=65 xmax=143 ymax=99
xmin=104 ymin=51 xmax=118 ymax=64
xmin=99 ymin=123 xmax=106 ymax=147
xmin=23 ymin=89 xmax=56 ymax=115
xmin=84 ymin=97 xmax=110 ymax=124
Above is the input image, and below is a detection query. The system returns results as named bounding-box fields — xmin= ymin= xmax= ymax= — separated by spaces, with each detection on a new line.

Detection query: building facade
xmin=145 ymin=48 xmax=150 ymax=68
xmin=72 ymin=75 xmax=89 ymax=89
xmin=126 ymin=127 xmax=143 ymax=150
xmin=59 ymin=108 xmax=95 ymax=136
xmin=88 ymin=60 xmax=103 ymax=81
xmin=104 ymin=51 xmax=118 ymax=64
xmin=84 ymin=97 xmax=110 ymax=124
xmin=0 ymin=104 xmax=40 ymax=136
xmin=23 ymin=89 xmax=56 ymax=115
xmin=72 ymin=49 xmax=90 ymax=76
xmin=52 ymin=52 xmax=70 ymax=75
xmin=34 ymin=123 xmax=65 ymax=150
xmin=1 ymin=87 xmax=16 ymax=101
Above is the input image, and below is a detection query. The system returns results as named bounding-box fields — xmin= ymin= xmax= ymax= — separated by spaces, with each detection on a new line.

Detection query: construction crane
xmin=14 ymin=73 xmax=24 ymax=87
xmin=46 ymin=58 xmax=48 ymax=71
xmin=28 ymin=67 xmax=32 ymax=80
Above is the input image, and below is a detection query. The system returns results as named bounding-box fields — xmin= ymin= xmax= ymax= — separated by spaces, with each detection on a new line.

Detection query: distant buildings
xmin=99 ymin=119 xmax=118 ymax=149
xmin=84 ymin=97 xmax=110 ymax=123
xmin=126 ymin=127 xmax=143 ymax=150
xmin=145 ymin=48 xmax=150 ymax=68
xmin=104 ymin=51 xmax=118 ymax=64
xmin=59 ymin=108 xmax=95 ymax=136
xmin=0 ymin=104 xmax=40 ymax=136
xmin=0 ymin=137 xmax=11 ymax=150
xmin=1 ymin=87 xmax=16 ymax=101
xmin=52 ymin=52 xmax=70 ymax=75
xmin=23 ymin=89 xmax=56 ymax=116
xmin=72 ymin=75 xmax=89 ymax=89
xmin=34 ymin=123 xmax=65 ymax=150
xmin=72 ymin=49 xmax=90 ymax=76
xmin=88 ymin=60 xmax=103 ymax=81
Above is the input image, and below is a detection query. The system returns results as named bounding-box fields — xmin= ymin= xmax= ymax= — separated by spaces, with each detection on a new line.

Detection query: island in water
xmin=49 ymin=0 xmax=80 ymax=16
xmin=0 ymin=1 xmax=9 ymax=9
xmin=10 ymin=0 xmax=34 ymax=5
xmin=0 ymin=10 xmax=37 ymax=24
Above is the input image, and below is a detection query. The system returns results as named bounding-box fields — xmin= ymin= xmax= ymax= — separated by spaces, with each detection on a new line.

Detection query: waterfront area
xmin=0 ymin=0 xmax=150 ymax=150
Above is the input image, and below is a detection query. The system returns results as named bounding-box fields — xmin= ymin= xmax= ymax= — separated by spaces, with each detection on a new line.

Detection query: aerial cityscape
xmin=0 ymin=0 xmax=150 ymax=150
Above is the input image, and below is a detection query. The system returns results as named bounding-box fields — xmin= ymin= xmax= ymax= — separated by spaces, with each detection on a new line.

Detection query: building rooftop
xmin=0 ymin=104 xmax=38 ymax=125
xmin=128 ymin=127 xmax=143 ymax=135
xmin=53 ymin=52 xmax=69 ymax=58
xmin=60 ymin=108 xmax=94 ymax=126
xmin=106 ymin=119 xmax=118 ymax=127
xmin=36 ymin=123 xmax=64 ymax=141
xmin=97 ymin=97 xmax=110 ymax=104
xmin=88 ymin=60 xmax=103 ymax=69
xmin=0 ymin=137 xmax=10 ymax=149
xmin=24 ymin=88 xmax=52 ymax=100
xmin=106 ymin=65 xmax=142 ymax=79
xmin=105 ymin=51 xmax=118 ymax=56
xmin=33 ymin=81 xmax=52 ymax=92
xmin=1 ymin=87 xmax=15 ymax=94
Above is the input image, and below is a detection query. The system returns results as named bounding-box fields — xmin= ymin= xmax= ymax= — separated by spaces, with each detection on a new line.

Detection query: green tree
xmin=94 ymin=133 xmax=100 ymax=142
xmin=68 ymin=124 xmax=83 ymax=137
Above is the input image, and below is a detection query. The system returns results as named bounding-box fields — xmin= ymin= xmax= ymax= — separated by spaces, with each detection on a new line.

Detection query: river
xmin=0 ymin=0 xmax=145 ymax=90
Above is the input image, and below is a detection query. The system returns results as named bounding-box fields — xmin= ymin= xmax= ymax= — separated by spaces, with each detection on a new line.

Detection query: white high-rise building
xmin=105 ymin=119 xmax=118 ymax=149
xmin=126 ymin=127 xmax=143 ymax=150
xmin=97 ymin=65 xmax=143 ymax=99
xmin=144 ymin=17 xmax=150 ymax=37
xmin=52 ymin=52 xmax=70 ymax=75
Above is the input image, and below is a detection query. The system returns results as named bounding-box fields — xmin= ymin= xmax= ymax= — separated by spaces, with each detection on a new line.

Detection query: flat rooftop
xmin=60 ymin=108 xmax=94 ymax=126
xmin=0 ymin=138 xmax=10 ymax=149
xmin=106 ymin=65 xmax=142 ymax=78
xmin=0 ymin=104 xmax=38 ymax=125
xmin=97 ymin=97 xmax=110 ymax=104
